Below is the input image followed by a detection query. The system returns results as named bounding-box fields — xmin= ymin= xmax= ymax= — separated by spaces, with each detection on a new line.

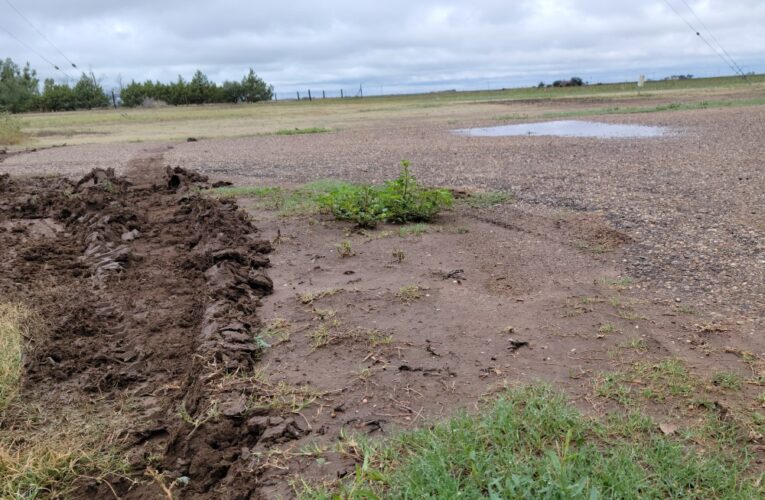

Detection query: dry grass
xmin=0 ymin=113 xmax=25 ymax=146
xmin=0 ymin=303 xmax=33 ymax=411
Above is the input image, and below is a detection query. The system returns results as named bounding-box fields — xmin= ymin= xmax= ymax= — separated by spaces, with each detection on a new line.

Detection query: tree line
xmin=0 ymin=57 xmax=273 ymax=113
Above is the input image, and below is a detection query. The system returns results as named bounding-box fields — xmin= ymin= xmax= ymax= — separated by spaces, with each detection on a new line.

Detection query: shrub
xmin=318 ymin=161 xmax=452 ymax=227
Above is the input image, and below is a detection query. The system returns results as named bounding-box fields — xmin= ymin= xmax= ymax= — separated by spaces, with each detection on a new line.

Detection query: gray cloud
xmin=1 ymin=0 xmax=763 ymax=94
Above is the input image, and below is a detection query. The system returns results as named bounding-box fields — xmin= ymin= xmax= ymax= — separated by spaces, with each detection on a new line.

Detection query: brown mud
xmin=0 ymin=162 xmax=285 ymax=498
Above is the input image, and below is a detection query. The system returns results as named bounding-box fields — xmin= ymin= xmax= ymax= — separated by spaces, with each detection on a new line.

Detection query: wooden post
xmin=297 ymin=91 xmax=300 ymax=101
xmin=111 ymin=90 xmax=117 ymax=109
xmin=359 ymin=84 xmax=363 ymax=98
xmin=322 ymin=90 xmax=325 ymax=99
xmin=340 ymin=89 xmax=344 ymax=98
xmin=308 ymin=89 xmax=312 ymax=101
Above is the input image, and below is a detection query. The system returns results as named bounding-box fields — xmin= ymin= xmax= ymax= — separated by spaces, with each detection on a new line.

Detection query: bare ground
xmin=1 ymin=100 xmax=764 ymax=497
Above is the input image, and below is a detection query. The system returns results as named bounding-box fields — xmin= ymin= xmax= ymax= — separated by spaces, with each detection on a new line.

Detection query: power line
xmin=661 ymin=0 xmax=744 ymax=78
xmin=3 ymin=0 xmax=78 ymax=70
xmin=0 ymin=22 xmax=73 ymax=80
xmin=677 ymin=0 xmax=747 ymax=77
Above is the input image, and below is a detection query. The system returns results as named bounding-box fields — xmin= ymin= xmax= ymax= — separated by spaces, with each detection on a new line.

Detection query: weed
xmin=601 ymin=276 xmax=634 ymax=289
xmin=712 ymin=372 xmax=744 ymax=390
xmin=617 ymin=309 xmax=647 ymax=321
xmin=391 ymin=248 xmax=405 ymax=263
xmin=396 ymin=285 xmax=422 ymax=303
xmin=673 ymin=304 xmax=697 ymax=315
xmin=275 ymin=127 xmax=330 ymax=135
xmin=298 ymin=288 xmax=342 ymax=304
xmin=259 ymin=318 xmax=291 ymax=343
xmin=178 ymin=400 xmax=220 ymax=438
xmin=598 ymin=323 xmax=616 ymax=334
xmin=249 ymin=381 xmax=322 ymax=413
xmin=317 ymin=161 xmax=453 ymax=227
xmin=336 ymin=240 xmax=355 ymax=258
xmin=312 ymin=308 xmax=337 ymax=321
xmin=398 ymin=223 xmax=429 ymax=236
xmin=462 ymin=191 xmax=515 ymax=208
xmin=366 ymin=330 xmax=393 ymax=347
xmin=621 ymin=337 xmax=647 ymax=352
xmin=310 ymin=324 xmax=333 ymax=349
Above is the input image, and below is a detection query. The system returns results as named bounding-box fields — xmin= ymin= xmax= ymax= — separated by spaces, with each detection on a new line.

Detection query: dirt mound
xmin=0 ymin=167 xmax=295 ymax=498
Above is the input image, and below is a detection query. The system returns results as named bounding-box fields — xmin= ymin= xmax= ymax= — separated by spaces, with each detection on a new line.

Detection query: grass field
xmin=8 ymin=74 xmax=765 ymax=148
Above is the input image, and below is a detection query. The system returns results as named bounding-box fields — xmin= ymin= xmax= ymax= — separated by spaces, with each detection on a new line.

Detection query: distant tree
xmin=537 ymin=81 xmax=545 ymax=88
xmin=0 ymin=58 xmax=40 ymax=112
xmin=39 ymin=78 xmax=76 ymax=111
xmin=221 ymin=80 xmax=244 ymax=103
xmin=569 ymin=76 xmax=584 ymax=86
xmin=241 ymin=68 xmax=273 ymax=102
xmin=73 ymin=73 xmax=109 ymax=109
xmin=188 ymin=70 xmax=217 ymax=104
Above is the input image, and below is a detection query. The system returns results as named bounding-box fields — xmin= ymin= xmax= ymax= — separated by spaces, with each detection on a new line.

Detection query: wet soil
xmin=0 ymin=163 xmax=288 ymax=498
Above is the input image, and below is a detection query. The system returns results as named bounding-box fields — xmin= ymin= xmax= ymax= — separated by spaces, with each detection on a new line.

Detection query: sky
xmin=1 ymin=0 xmax=764 ymax=96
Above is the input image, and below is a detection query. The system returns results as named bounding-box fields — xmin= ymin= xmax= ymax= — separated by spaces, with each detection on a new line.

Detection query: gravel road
xmin=2 ymin=104 xmax=763 ymax=325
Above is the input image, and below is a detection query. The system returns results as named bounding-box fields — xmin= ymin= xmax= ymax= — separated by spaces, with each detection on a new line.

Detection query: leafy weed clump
xmin=318 ymin=161 xmax=452 ymax=227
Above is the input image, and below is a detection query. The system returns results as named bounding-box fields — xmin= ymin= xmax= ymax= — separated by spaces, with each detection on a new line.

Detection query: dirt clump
xmin=0 ymin=166 xmax=301 ymax=498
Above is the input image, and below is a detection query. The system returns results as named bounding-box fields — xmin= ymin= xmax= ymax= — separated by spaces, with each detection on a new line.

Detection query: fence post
xmin=340 ymin=89 xmax=344 ymax=99
xmin=297 ymin=91 xmax=300 ymax=101
xmin=111 ymin=90 xmax=117 ymax=109
xmin=308 ymin=89 xmax=312 ymax=101
xmin=322 ymin=90 xmax=325 ymax=99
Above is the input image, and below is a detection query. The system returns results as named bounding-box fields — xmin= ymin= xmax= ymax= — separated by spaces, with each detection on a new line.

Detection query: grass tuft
xmin=274 ymin=127 xmax=330 ymax=136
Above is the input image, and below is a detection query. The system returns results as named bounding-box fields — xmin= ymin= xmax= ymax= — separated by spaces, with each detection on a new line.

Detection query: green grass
xmin=462 ymin=191 xmax=515 ymax=208
xmin=274 ymin=127 xmax=330 ymax=135
xmin=397 ymin=223 xmax=429 ymax=237
xmin=206 ymin=179 xmax=354 ymax=216
xmin=301 ymin=385 xmax=760 ymax=498
xmin=712 ymin=372 xmax=744 ymax=391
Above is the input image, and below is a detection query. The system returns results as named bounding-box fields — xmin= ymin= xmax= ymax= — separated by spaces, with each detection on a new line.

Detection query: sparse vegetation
xmin=275 ymin=127 xmax=330 ymax=136
xmin=463 ymin=191 xmax=515 ymax=208
xmin=0 ymin=113 xmax=25 ymax=145
xmin=302 ymin=385 xmax=761 ymax=498
xmin=391 ymin=248 xmax=405 ymax=263
xmin=398 ymin=223 xmax=429 ymax=237
xmin=259 ymin=318 xmax=291 ymax=343
xmin=396 ymin=285 xmax=423 ymax=303
xmin=298 ymin=288 xmax=342 ymax=304
xmin=712 ymin=372 xmax=744 ymax=391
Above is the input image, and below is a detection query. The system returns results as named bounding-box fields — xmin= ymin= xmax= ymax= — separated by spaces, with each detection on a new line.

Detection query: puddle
xmin=454 ymin=120 xmax=669 ymax=138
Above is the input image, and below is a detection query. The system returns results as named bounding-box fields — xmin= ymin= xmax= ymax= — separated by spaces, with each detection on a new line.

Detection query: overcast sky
xmin=1 ymin=0 xmax=764 ymax=96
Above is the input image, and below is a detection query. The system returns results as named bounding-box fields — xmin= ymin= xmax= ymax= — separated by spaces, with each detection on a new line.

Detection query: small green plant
xmin=712 ymin=372 xmax=744 ymax=390
xmin=598 ymin=323 xmax=616 ymax=334
xmin=318 ymin=161 xmax=453 ymax=227
xmin=298 ymin=288 xmax=342 ymax=304
xmin=396 ymin=285 xmax=422 ymax=303
xmin=259 ymin=318 xmax=291 ymax=342
xmin=336 ymin=240 xmax=354 ymax=258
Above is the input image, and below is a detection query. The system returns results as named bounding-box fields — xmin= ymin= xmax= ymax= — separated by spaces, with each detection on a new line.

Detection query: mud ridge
xmin=0 ymin=166 xmax=299 ymax=498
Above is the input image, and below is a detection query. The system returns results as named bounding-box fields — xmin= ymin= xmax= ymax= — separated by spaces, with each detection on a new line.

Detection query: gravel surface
xmin=2 ymin=105 xmax=763 ymax=324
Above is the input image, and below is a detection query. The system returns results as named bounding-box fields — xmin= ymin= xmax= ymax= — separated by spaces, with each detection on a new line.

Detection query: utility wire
xmin=677 ymin=0 xmax=747 ymax=77
xmin=661 ymin=0 xmax=743 ymax=78
xmin=0 ymin=22 xmax=73 ymax=80
xmin=3 ymin=0 xmax=78 ymax=69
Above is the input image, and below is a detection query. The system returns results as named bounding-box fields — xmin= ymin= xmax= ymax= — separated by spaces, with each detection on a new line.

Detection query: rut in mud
xmin=0 ymin=166 xmax=302 ymax=498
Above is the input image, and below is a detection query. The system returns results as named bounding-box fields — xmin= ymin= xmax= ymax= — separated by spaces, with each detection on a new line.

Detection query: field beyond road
xmin=2 ymin=74 xmax=765 ymax=497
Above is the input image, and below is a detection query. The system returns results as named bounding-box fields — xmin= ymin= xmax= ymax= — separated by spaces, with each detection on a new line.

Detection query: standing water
xmin=454 ymin=120 xmax=669 ymax=138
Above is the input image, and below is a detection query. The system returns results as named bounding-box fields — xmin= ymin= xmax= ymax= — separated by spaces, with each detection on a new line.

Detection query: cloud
xmin=1 ymin=0 xmax=763 ymax=94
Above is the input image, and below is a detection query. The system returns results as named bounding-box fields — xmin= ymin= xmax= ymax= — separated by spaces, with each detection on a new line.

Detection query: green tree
xmin=39 ymin=78 xmax=76 ymax=111
xmin=240 ymin=68 xmax=273 ymax=102
xmin=73 ymin=73 xmax=109 ymax=109
xmin=0 ymin=58 xmax=40 ymax=112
